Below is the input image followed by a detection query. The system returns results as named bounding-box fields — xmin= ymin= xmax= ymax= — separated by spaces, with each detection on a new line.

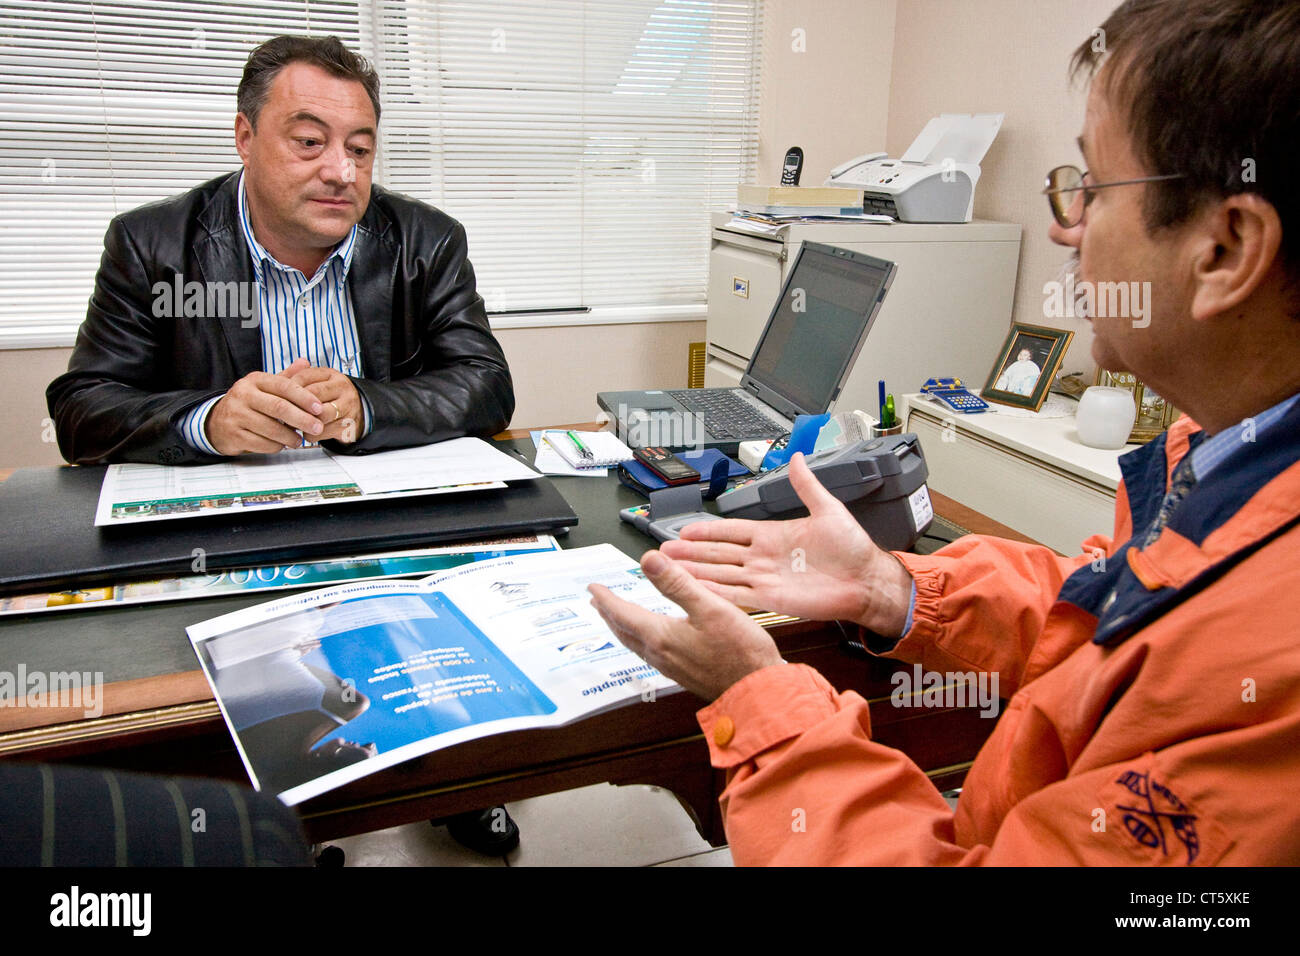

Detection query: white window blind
xmin=375 ymin=0 xmax=762 ymax=318
xmin=0 ymin=0 xmax=366 ymax=346
xmin=0 ymin=0 xmax=761 ymax=347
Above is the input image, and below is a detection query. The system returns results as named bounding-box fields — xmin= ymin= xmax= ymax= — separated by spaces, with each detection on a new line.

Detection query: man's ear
xmin=1189 ymin=193 xmax=1284 ymax=322
xmin=233 ymin=113 xmax=254 ymax=163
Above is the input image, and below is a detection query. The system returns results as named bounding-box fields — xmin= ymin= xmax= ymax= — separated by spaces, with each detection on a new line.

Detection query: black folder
xmin=0 ymin=465 xmax=578 ymax=597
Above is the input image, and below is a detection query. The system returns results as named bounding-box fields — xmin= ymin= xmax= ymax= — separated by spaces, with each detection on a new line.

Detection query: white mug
xmin=1076 ymin=386 xmax=1137 ymax=449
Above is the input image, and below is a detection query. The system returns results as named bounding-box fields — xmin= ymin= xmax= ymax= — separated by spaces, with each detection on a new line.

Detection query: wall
xmin=497 ymin=320 xmax=705 ymax=429
xmin=886 ymin=0 xmax=1122 ymax=379
xmin=4 ymin=349 xmax=72 ymax=468
xmin=758 ymin=0 xmax=897 ymax=185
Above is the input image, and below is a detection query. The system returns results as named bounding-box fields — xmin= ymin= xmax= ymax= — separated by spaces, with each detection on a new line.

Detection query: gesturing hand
xmin=589 ymin=549 xmax=784 ymax=701
xmin=288 ymin=365 xmax=364 ymax=445
xmin=659 ymin=452 xmax=914 ymax=637
xmin=206 ymin=357 xmax=327 ymax=456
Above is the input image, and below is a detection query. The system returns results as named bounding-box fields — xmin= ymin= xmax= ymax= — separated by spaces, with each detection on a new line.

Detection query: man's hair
xmin=238 ymin=35 xmax=381 ymax=128
xmin=1071 ymin=0 xmax=1299 ymax=284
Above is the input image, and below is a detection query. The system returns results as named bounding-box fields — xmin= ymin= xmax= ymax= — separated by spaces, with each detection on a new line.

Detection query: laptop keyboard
xmin=669 ymin=389 xmax=788 ymax=440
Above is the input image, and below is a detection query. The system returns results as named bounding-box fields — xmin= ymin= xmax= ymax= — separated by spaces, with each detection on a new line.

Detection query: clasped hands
xmin=206 ymin=357 xmax=363 ymax=456
xmin=588 ymin=453 xmax=916 ymax=702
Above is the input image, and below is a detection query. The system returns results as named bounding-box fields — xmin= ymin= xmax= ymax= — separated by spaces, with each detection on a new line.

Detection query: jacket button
xmin=713 ymin=716 xmax=735 ymax=747
xmin=159 ymin=446 xmax=183 ymax=464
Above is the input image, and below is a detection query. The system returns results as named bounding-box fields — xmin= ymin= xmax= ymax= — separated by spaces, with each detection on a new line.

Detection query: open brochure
xmin=187 ymin=544 xmax=682 ymax=805
xmin=95 ymin=436 xmax=540 ymax=526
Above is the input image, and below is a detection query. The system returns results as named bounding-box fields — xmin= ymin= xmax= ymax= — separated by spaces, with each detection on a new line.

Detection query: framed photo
xmin=982 ymin=323 xmax=1074 ymax=412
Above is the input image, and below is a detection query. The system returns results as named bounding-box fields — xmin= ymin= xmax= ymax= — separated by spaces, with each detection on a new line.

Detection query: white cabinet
xmin=903 ymin=394 xmax=1138 ymax=555
xmin=705 ymin=214 xmax=1023 ymax=416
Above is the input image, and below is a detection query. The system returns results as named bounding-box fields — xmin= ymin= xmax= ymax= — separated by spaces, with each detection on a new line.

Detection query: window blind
xmin=0 ymin=0 xmax=761 ymax=347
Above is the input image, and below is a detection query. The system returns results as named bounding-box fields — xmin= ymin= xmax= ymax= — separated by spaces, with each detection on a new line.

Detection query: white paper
xmin=908 ymin=484 xmax=934 ymax=532
xmin=95 ymin=448 xmax=359 ymax=525
xmin=530 ymin=431 xmax=608 ymax=477
xmin=94 ymin=437 xmax=532 ymax=525
xmin=537 ymin=430 xmax=633 ymax=469
xmin=332 ymin=436 xmax=540 ymax=495
xmin=900 ymin=113 xmax=1003 ymax=165
xmin=107 ymin=447 xmax=348 ymax=501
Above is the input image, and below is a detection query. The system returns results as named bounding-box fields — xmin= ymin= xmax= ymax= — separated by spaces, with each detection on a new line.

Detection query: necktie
xmin=1142 ymin=453 xmax=1198 ymax=547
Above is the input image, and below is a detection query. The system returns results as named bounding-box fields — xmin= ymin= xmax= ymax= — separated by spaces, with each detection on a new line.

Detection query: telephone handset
xmin=825 ymin=151 xmax=887 ymax=185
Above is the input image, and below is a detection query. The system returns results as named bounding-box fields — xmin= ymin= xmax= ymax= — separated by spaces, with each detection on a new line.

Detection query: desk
xmin=0 ymin=430 xmax=1031 ymax=847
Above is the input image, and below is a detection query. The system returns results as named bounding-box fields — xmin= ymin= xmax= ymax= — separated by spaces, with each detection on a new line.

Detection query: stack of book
xmin=733 ymin=185 xmax=893 ymax=226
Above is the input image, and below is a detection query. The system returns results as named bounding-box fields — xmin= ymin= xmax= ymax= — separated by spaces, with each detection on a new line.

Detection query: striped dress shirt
xmin=1188 ymin=390 xmax=1300 ymax=480
xmin=181 ymin=171 xmax=370 ymax=454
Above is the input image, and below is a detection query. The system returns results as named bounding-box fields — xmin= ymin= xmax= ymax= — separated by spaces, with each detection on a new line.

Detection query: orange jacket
xmin=697 ymin=414 xmax=1300 ymax=864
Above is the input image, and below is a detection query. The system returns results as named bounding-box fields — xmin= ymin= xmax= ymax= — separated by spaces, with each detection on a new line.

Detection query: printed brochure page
xmin=95 ymin=437 xmax=536 ymax=526
xmin=187 ymin=544 xmax=681 ymax=805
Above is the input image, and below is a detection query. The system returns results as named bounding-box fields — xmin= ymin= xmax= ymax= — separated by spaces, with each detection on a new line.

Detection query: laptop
xmin=597 ymin=241 xmax=897 ymax=455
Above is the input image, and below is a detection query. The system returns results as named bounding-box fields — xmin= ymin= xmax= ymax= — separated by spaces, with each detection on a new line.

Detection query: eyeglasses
xmin=1043 ymin=164 xmax=1185 ymax=228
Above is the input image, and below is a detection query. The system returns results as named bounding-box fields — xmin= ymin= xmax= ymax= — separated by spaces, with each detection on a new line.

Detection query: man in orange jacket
xmin=589 ymin=0 xmax=1300 ymax=865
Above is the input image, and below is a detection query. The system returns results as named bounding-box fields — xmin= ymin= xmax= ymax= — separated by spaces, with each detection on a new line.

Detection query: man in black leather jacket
xmin=44 ymin=34 xmax=522 ymax=858
xmin=47 ymin=36 xmax=514 ymax=466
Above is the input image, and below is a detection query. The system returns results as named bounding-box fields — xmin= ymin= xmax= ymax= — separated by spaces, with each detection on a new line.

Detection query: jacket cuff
xmin=697 ymin=664 xmax=844 ymax=769
xmin=887 ymin=552 xmax=948 ymax=660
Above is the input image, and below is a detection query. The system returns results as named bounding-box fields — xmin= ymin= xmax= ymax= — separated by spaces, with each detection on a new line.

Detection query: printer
xmin=825 ymin=113 xmax=1003 ymax=223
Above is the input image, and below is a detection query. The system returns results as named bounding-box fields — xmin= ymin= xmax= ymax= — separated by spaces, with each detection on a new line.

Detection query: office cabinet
xmin=904 ymin=394 xmax=1129 ymax=555
xmin=705 ymin=214 xmax=1022 ymax=418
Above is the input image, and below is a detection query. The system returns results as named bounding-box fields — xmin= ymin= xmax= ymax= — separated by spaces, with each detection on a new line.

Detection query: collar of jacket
xmin=191 ymin=171 xmax=399 ymax=382
xmin=1056 ymin=401 xmax=1300 ymax=646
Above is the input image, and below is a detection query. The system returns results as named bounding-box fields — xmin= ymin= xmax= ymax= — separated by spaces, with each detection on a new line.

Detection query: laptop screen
xmin=745 ymin=243 xmax=894 ymax=415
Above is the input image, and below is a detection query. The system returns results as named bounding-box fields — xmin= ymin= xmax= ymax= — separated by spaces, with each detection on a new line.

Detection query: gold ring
xmin=329 ymin=401 xmax=341 ymax=423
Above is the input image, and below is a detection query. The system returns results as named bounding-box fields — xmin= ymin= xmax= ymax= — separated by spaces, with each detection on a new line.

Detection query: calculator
xmin=928 ymin=387 xmax=989 ymax=413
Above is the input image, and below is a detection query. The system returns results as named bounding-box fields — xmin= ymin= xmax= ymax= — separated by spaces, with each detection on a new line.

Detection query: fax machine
xmin=826 ymin=113 xmax=1003 ymax=223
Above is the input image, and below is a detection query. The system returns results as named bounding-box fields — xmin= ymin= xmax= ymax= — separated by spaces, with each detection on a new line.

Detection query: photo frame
xmin=1094 ymin=369 xmax=1179 ymax=443
xmin=982 ymin=323 xmax=1074 ymax=412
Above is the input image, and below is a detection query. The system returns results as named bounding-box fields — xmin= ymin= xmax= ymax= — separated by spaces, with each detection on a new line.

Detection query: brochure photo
xmin=187 ymin=545 xmax=682 ymax=805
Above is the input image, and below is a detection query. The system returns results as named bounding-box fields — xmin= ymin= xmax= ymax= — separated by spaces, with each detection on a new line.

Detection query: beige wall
xmin=0 ymin=0 xmax=1121 ymax=467
xmin=758 ymin=0 xmax=897 ymax=185
xmin=498 ymin=321 xmax=705 ymax=430
xmin=6 ymin=348 xmax=75 ymax=468
xmin=887 ymin=0 xmax=1121 ymax=378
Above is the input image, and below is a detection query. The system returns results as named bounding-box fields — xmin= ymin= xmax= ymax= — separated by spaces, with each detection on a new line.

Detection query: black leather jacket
xmin=47 ymin=172 xmax=515 ymax=465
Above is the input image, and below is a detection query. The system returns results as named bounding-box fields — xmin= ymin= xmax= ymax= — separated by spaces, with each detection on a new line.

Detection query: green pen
xmin=567 ymin=430 xmax=594 ymax=460
xmin=884 ymin=394 xmax=896 ymax=428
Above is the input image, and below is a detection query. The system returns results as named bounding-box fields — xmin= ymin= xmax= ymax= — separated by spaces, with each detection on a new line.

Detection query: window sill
xmin=1 ymin=306 xmax=708 ymax=350
xmin=0 ymin=326 xmax=83 ymax=350
xmin=487 ymin=304 xmax=706 ymax=331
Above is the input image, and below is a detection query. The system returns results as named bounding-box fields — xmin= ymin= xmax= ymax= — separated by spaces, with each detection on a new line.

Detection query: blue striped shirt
xmin=1187 ymin=390 xmax=1300 ymax=481
xmin=180 ymin=171 xmax=370 ymax=454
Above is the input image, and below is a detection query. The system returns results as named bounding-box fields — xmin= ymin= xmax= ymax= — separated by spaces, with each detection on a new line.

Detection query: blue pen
xmin=878 ymin=380 xmax=886 ymax=423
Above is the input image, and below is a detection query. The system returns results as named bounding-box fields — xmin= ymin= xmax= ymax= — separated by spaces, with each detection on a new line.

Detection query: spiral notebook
xmin=541 ymin=430 xmax=635 ymax=469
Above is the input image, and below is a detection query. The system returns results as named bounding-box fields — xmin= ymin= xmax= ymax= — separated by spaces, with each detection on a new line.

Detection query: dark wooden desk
xmin=0 ymin=433 xmax=1040 ymax=846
